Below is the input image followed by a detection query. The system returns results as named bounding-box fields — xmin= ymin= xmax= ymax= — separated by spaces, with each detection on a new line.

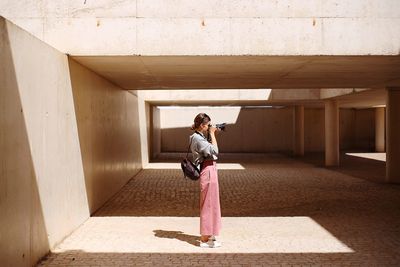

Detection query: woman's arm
xmin=208 ymin=126 xmax=218 ymax=152
xmin=196 ymin=127 xmax=218 ymax=157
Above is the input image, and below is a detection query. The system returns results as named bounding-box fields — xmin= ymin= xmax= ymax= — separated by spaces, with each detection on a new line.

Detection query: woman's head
xmin=192 ymin=113 xmax=211 ymax=132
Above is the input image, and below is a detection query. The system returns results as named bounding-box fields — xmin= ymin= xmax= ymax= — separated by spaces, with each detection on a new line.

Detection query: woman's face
xmin=199 ymin=121 xmax=210 ymax=134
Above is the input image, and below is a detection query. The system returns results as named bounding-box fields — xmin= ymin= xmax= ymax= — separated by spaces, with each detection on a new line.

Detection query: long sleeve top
xmin=189 ymin=131 xmax=219 ymax=169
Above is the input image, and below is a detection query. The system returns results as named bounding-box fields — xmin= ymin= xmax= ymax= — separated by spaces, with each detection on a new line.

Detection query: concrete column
xmin=152 ymin=106 xmax=161 ymax=159
xmin=293 ymin=105 xmax=304 ymax=156
xmin=375 ymin=107 xmax=385 ymax=152
xmin=325 ymin=99 xmax=339 ymax=166
xmin=386 ymin=88 xmax=400 ymax=183
xmin=138 ymin=97 xmax=150 ymax=166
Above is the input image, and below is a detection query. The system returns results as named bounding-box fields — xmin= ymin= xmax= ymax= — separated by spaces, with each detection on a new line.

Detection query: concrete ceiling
xmin=144 ymin=99 xmax=325 ymax=108
xmin=333 ymin=88 xmax=387 ymax=108
xmin=72 ymin=56 xmax=400 ymax=90
xmin=140 ymin=89 xmax=386 ymax=109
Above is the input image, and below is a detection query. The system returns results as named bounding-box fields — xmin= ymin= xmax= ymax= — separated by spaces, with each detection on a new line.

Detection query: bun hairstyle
xmin=191 ymin=113 xmax=211 ymax=130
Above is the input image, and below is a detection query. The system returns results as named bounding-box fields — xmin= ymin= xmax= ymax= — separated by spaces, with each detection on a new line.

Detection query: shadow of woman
xmin=153 ymin=230 xmax=200 ymax=247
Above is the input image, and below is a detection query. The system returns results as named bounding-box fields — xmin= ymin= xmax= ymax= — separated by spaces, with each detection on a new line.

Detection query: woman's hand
xmin=208 ymin=126 xmax=218 ymax=147
xmin=209 ymin=126 xmax=218 ymax=134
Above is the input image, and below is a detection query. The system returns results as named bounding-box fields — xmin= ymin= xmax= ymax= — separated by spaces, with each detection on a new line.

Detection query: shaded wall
xmin=159 ymin=107 xmax=293 ymax=153
xmin=68 ymin=59 xmax=142 ymax=214
xmin=158 ymin=107 xmax=375 ymax=154
xmin=305 ymin=108 xmax=375 ymax=152
xmin=304 ymin=108 xmax=325 ymax=152
xmin=0 ymin=19 xmax=143 ymax=266
xmin=352 ymin=108 xmax=375 ymax=150
xmin=0 ymin=19 xmax=89 ymax=266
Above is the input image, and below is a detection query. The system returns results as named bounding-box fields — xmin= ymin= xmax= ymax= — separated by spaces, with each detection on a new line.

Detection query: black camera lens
xmin=215 ymin=123 xmax=226 ymax=131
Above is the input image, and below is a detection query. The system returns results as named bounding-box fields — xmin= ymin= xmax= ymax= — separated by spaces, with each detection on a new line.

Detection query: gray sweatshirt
xmin=189 ymin=131 xmax=219 ymax=169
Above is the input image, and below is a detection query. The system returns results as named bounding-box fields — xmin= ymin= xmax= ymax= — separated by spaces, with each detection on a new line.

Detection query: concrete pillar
xmin=325 ymin=99 xmax=339 ymax=166
xmin=375 ymin=107 xmax=385 ymax=152
xmin=293 ymin=105 xmax=304 ymax=156
xmin=152 ymin=106 xmax=161 ymax=159
xmin=138 ymin=97 xmax=150 ymax=166
xmin=386 ymin=88 xmax=400 ymax=183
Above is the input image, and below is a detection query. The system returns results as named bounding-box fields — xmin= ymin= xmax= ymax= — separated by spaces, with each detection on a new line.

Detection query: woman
xmin=190 ymin=113 xmax=222 ymax=248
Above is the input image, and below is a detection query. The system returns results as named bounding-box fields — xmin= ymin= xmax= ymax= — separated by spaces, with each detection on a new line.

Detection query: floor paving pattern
xmin=38 ymin=153 xmax=400 ymax=266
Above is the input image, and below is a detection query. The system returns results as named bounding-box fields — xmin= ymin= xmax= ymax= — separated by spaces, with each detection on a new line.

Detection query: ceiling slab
xmin=333 ymin=88 xmax=387 ymax=108
xmin=72 ymin=56 xmax=400 ymax=90
xmin=138 ymin=89 xmax=386 ymax=109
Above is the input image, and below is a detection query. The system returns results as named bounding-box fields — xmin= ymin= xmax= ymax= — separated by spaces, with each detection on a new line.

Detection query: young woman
xmin=190 ymin=113 xmax=222 ymax=248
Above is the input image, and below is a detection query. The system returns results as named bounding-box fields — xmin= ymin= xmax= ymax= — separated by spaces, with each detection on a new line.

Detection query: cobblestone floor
xmin=37 ymin=153 xmax=400 ymax=266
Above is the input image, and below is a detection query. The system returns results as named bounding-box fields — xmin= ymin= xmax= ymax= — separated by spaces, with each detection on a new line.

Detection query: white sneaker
xmin=199 ymin=239 xmax=222 ymax=248
xmin=200 ymin=240 xmax=214 ymax=248
xmin=212 ymin=240 xmax=222 ymax=248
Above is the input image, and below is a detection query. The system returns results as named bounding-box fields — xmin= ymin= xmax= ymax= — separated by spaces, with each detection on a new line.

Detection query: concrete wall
xmin=156 ymin=106 xmax=375 ymax=154
xmin=339 ymin=109 xmax=375 ymax=151
xmin=304 ymin=108 xmax=325 ymax=152
xmin=1 ymin=1 xmax=399 ymax=55
xmin=68 ymin=59 xmax=142 ymax=214
xmin=137 ymin=89 xmax=320 ymax=103
xmin=353 ymin=108 xmax=376 ymax=150
xmin=159 ymin=106 xmax=293 ymax=153
xmin=138 ymin=89 xmax=304 ymax=102
xmin=0 ymin=19 xmax=143 ymax=266
xmin=0 ymin=18 xmax=89 ymax=266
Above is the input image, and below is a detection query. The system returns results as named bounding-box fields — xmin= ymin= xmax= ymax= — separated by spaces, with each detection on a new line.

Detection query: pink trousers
xmin=199 ymin=160 xmax=221 ymax=236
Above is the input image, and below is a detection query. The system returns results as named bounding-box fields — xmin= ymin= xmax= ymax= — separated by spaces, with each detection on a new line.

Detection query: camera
xmin=208 ymin=123 xmax=226 ymax=131
xmin=206 ymin=123 xmax=226 ymax=142
xmin=215 ymin=123 xmax=226 ymax=131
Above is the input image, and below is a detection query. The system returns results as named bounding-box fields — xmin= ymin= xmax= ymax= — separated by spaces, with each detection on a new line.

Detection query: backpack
xmin=180 ymin=135 xmax=200 ymax=181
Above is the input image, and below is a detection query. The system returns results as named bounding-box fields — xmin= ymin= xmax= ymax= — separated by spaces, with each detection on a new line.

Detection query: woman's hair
xmin=191 ymin=113 xmax=211 ymax=130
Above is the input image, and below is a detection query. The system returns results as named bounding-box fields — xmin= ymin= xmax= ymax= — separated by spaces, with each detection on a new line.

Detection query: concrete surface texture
xmin=325 ymin=100 xmax=340 ymax=166
xmin=72 ymin=56 xmax=400 ymax=89
xmin=1 ymin=0 xmax=399 ymax=56
xmin=68 ymin=59 xmax=143 ymax=214
xmin=293 ymin=105 xmax=305 ymax=156
xmin=375 ymin=107 xmax=385 ymax=152
xmin=386 ymin=88 xmax=400 ymax=183
xmin=138 ymin=87 xmax=386 ymax=109
xmin=0 ymin=18 xmax=143 ymax=266
xmin=153 ymin=106 xmax=375 ymax=154
xmin=37 ymin=154 xmax=400 ymax=266
xmin=0 ymin=18 xmax=89 ymax=266
xmin=1 ymin=1 xmax=400 ymax=266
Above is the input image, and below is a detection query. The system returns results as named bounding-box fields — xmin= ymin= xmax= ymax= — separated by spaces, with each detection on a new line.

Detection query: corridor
xmin=38 ymin=153 xmax=400 ymax=266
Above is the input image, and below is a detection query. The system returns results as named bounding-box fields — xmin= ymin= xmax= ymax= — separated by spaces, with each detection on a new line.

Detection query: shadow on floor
xmin=153 ymin=230 xmax=200 ymax=247
xmin=37 ymin=153 xmax=400 ymax=266
xmin=298 ymin=152 xmax=387 ymax=183
xmin=81 ymin=153 xmax=400 ymax=267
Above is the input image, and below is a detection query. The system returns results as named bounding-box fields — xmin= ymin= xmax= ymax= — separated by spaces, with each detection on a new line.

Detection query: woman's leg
xmin=200 ymin=235 xmax=211 ymax=242
xmin=200 ymin=165 xmax=212 ymax=237
xmin=200 ymin=163 xmax=221 ymax=236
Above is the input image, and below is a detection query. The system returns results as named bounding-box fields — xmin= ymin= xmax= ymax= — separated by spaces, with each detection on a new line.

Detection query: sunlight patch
xmin=158 ymin=106 xmax=242 ymax=129
xmin=53 ymin=217 xmax=354 ymax=254
xmin=346 ymin=153 xmax=386 ymax=162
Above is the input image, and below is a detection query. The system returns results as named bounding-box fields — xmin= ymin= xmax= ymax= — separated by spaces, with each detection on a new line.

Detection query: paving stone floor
xmin=37 ymin=153 xmax=400 ymax=266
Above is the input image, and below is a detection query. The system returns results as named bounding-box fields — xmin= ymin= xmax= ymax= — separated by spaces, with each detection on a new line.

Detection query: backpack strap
xmin=185 ymin=136 xmax=193 ymax=158
xmin=186 ymin=131 xmax=203 ymax=158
